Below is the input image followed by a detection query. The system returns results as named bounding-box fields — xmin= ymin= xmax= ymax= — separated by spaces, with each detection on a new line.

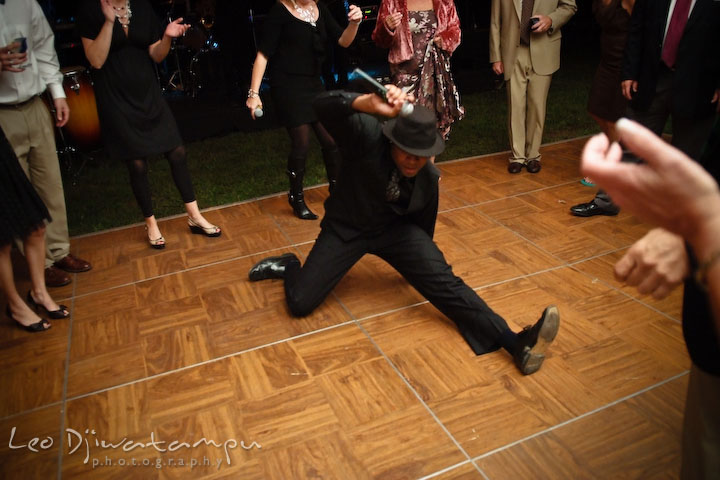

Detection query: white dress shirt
xmin=0 ymin=0 xmax=65 ymax=104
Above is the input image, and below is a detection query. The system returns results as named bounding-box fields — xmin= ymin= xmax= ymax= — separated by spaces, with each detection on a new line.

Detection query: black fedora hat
xmin=382 ymin=105 xmax=445 ymax=157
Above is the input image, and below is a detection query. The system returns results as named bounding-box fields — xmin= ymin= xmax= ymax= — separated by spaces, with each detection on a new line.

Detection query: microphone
xmin=352 ymin=68 xmax=414 ymax=117
xmin=254 ymin=107 xmax=264 ymax=118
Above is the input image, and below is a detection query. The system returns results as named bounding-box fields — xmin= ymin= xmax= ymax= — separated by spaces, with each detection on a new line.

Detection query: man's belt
xmin=0 ymin=94 xmax=39 ymax=109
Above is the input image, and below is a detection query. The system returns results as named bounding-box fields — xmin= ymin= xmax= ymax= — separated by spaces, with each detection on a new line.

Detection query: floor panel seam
xmin=353 ymin=320 xmax=477 ymax=467
xmin=470 ymin=371 xmax=689 ymax=463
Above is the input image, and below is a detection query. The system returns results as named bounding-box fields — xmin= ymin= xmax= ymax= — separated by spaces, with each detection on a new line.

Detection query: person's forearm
xmin=148 ymin=35 xmax=172 ymax=63
xmin=249 ymin=53 xmax=268 ymax=93
xmin=82 ymin=20 xmax=114 ymax=69
xmin=350 ymin=92 xmax=381 ymax=114
xmin=489 ymin=0 xmax=502 ymax=62
xmin=338 ymin=23 xmax=359 ymax=48
xmin=313 ymin=90 xmax=362 ymax=147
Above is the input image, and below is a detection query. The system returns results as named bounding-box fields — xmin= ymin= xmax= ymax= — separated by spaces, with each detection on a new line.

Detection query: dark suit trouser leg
xmin=625 ymin=68 xmax=715 ymax=160
xmin=626 ymin=70 xmax=672 ymax=138
xmin=671 ymin=114 xmax=717 ymax=161
xmin=371 ymin=223 xmax=510 ymax=355
xmin=596 ymin=69 xmax=673 ymax=207
xmin=284 ymin=227 xmax=366 ymax=317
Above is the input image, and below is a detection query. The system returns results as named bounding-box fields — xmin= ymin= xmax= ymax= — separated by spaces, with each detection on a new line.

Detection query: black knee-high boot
xmin=287 ymin=156 xmax=317 ymax=220
xmin=321 ymin=146 xmax=341 ymax=194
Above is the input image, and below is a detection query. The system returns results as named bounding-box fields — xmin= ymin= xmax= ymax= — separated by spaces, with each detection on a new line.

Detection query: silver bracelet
xmin=247 ymin=89 xmax=260 ymax=99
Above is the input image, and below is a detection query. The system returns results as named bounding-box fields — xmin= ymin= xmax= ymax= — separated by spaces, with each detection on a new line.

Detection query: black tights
xmin=125 ymin=145 xmax=196 ymax=218
xmin=286 ymin=122 xmax=336 ymax=171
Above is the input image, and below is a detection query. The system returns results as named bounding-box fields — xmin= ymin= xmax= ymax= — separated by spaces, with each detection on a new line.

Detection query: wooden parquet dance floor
xmin=0 ymin=137 xmax=688 ymax=479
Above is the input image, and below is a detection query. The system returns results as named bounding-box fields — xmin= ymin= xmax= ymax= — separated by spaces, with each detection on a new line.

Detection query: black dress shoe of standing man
xmin=570 ymin=200 xmax=620 ymax=217
xmin=248 ymin=253 xmax=300 ymax=281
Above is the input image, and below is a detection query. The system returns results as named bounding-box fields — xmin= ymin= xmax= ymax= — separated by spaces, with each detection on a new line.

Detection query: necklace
xmin=115 ymin=0 xmax=132 ymax=29
xmin=289 ymin=0 xmax=316 ymax=27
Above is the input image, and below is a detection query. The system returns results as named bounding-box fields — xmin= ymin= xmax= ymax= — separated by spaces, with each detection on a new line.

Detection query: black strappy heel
xmin=26 ymin=291 xmax=69 ymax=319
xmin=6 ymin=305 xmax=51 ymax=333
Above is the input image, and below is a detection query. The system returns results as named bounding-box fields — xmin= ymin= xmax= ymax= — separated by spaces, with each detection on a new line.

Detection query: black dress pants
xmin=284 ymin=223 xmax=510 ymax=355
xmin=595 ymin=66 xmax=717 ymax=208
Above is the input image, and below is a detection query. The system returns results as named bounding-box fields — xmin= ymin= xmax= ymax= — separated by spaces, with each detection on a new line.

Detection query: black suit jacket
xmin=622 ymin=0 xmax=720 ymax=118
xmin=313 ymin=91 xmax=441 ymax=241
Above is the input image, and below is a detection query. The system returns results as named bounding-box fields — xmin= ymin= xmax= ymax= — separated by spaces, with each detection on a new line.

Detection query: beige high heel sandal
xmin=145 ymin=226 xmax=166 ymax=249
xmin=188 ymin=217 xmax=221 ymax=237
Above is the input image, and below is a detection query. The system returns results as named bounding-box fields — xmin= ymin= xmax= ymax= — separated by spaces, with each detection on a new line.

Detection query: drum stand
xmin=56 ymin=131 xmax=90 ymax=186
xmin=157 ymin=4 xmax=220 ymax=98
xmin=187 ymin=43 xmax=209 ymax=98
xmin=44 ymin=92 xmax=92 ymax=186
xmin=166 ymin=40 xmax=187 ymax=92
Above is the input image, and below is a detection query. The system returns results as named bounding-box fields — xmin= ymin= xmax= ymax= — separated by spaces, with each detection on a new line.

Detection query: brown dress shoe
xmin=45 ymin=266 xmax=71 ymax=287
xmin=54 ymin=254 xmax=92 ymax=273
xmin=526 ymin=159 xmax=541 ymax=173
xmin=507 ymin=162 xmax=524 ymax=174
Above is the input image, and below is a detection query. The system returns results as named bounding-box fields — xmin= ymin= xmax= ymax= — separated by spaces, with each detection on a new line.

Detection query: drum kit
xmin=40 ymin=66 xmax=101 ymax=183
xmin=45 ymin=0 xmax=221 ymax=179
xmin=155 ymin=0 xmax=221 ymax=98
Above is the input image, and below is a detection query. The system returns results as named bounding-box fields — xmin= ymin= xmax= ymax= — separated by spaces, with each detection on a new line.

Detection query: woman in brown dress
xmin=584 ymin=0 xmax=634 ymax=185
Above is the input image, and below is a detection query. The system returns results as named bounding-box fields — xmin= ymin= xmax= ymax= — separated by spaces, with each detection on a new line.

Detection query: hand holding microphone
xmin=246 ymin=88 xmax=263 ymax=120
xmin=352 ymin=68 xmax=414 ymax=117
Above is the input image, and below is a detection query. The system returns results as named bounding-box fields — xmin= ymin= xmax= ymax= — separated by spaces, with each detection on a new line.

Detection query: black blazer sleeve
xmin=313 ymin=90 xmax=370 ymax=161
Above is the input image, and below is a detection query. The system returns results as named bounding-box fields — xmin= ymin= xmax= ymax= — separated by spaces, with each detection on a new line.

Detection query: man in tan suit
xmin=490 ymin=0 xmax=577 ymax=174
xmin=0 ymin=0 xmax=92 ymax=287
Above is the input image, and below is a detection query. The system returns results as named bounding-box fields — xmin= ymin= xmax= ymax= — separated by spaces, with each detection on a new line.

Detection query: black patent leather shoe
xmin=288 ymin=192 xmax=318 ymax=220
xmin=514 ymin=305 xmax=560 ymax=375
xmin=570 ymin=200 xmax=620 ymax=217
xmin=248 ymin=253 xmax=300 ymax=281
xmin=507 ymin=162 xmax=524 ymax=174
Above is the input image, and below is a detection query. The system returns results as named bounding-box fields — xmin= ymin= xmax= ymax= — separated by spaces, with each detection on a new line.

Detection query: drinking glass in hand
xmin=11 ymin=37 xmax=31 ymax=70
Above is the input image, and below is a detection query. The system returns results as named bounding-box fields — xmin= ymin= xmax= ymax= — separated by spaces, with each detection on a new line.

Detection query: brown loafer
xmin=54 ymin=254 xmax=92 ymax=273
xmin=526 ymin=159 xmax=541 ymax=174
xmin=507 ymin=162 xmax=524 ymax=174
xmin=44 ymin=266 xmax=71 ymax=287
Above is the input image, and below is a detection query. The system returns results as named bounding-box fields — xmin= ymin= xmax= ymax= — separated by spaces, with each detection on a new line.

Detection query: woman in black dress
xmin=79 ymin=0 xmax=221 ymax=249
xmin=0 ymin=124 xmax=67 ymax=333
xmin=246 ymin=0 xmax=362 ymax=220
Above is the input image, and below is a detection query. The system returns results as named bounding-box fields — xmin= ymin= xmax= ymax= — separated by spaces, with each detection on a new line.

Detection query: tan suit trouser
xmin=681 ymin=363 xmax=720 ymax=480
xmin=507 ymin=45 xmax=553 ymax=164
xmin=0 ymin=97 xmax=69 ymax=268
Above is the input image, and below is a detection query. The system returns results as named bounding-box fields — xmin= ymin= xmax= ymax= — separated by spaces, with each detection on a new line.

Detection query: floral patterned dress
xmin=390 ymin=10 xmax=464 ymax=139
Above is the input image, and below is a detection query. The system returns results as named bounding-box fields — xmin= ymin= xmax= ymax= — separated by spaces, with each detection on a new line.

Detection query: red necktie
xmin=661 ymin=0 xmax=692 ymax=68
